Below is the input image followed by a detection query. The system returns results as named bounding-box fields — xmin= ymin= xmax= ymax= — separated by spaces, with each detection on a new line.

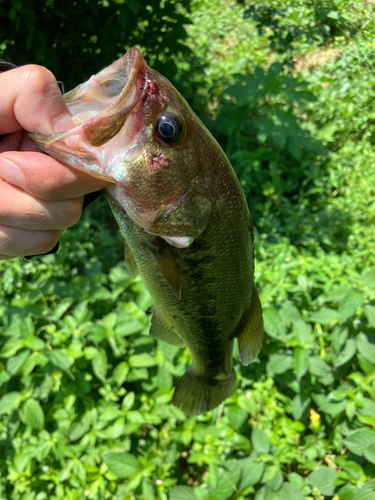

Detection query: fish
xmin=29 ymin=48 xmax=263 ymax=416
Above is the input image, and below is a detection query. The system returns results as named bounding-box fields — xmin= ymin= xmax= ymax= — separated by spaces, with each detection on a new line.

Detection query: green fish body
xmin=29 ymin=48 xmax=263 ymax=415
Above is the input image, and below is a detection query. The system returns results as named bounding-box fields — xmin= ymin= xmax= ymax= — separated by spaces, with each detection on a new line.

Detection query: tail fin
xmin=172 ymin=368 xmax=237 ymax=416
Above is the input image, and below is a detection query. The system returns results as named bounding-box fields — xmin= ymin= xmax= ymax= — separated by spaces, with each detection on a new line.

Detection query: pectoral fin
xmin=124 ymin=242 xmax=139 ymax=279
xmin=146 ymin=239 xmax=182 ymax=299
xmin=150 ymin=307 xmax=186 ymax=348
xmin=236 ymin=288 xmax=263 ymax=366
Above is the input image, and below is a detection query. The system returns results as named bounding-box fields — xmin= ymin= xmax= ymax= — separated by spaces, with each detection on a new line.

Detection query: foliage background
xmin=1 ymin=0 xmax=375 ymax=499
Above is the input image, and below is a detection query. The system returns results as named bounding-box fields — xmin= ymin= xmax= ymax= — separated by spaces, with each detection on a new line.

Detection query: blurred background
xmin=0 ymin=0 xmax=375 ymax=499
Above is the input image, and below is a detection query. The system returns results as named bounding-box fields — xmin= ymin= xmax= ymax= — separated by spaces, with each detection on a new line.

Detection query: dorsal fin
xmin=235 ymin=288 xmax=263 ymax=366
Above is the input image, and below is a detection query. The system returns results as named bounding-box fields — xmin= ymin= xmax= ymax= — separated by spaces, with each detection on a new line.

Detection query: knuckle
xmin=21 ymin=65 xmax=57 ymax=95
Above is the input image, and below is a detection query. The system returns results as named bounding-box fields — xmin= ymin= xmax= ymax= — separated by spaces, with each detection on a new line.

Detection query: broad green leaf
xmin=339 ymin=484 xmax=358 ymax=500
xmin=334 ymin=338 xmax=356 ymax=367
xmin=263 ymin=465 xmax=283 ymax=492
xmin=1 ymin=338 xmax=24 ymax=358
xmin=69 ymin=415 xmax=91 ymax=442
xmin=338 ymin=290 xmax=364 ymax=323
xmin=352 ymin=483 xmax=375 ymax=500
xmin=309 ymin=308 xmax=338 ymax=325
xmin=128 ymin=353 xmax=157 ymax=368
xmin=252 ymin=428 xmax=270 ymax=455
xmin=103 ymin=452 xmax=140 ymax=479
xmin=115 ymin=320 xmax=144 ymax=337
xmin=20 ymin=399 xmax=45 ymax=430
xmin=7 ymin=350 xmax=31 ymax=375
xmin=356 ymin=333 xmax=375 ymax=364
xmin=92 ymin=350 xmax=108 ymax=381
xmin=49 ymin=349 xmax=72 ymax=370
xmin=343 ymin=428 xmax=375 ymax=456
xmin=226 ymin=405 xmax=248 ymax=430
xmin=308 ymin=356 xmax=332 ymax=379
xmin=263 ymin=307 xmax=286 ymax=340
xmin=295 ymin=347 xmax=309 ymax=380
xmin=211 ymin=462 xmax=241 ymax=500
xmin=364 ymin=305 xmax=375 ymax=328
xmin=169 ymin=486 xmax=197 ymax=500
xmin=112 ymin=361 xmax=129 ymax=386
xmin=362 ymin=269 xmax=375 ymax=288
xmin=240 ymin=460 xmax=264 ymax=490
xmin=0 ymin=392 xmax=20 ymax=415
xmin=364 ymin=442 xmax=375 ymax=465
xmin=267 ymin=351 xmax=293 ymax=375
xmin=276 ymin=483 xmax=305 ymax=500
xmin=307 ymin=467 xmax=338 ymax=496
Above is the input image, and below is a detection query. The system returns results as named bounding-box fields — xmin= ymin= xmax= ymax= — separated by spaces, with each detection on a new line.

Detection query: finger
xmin=0 ymin=179 xmax=83 ymax=230
xmin=0 ymin=65 xmax=75 ymax=136
xmin=0 ymin=151 xmax=108 ymax=200
xmin=0 ymin=224 xmax=63 ymax=257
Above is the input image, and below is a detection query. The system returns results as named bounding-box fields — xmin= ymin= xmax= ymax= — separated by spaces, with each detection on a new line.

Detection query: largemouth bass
xmin=29 ymin=48 xmax=263 ymax=416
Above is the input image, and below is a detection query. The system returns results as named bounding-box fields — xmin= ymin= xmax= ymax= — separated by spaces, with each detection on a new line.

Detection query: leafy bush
xmin=1 ymin=0 xmax=375 ymax=499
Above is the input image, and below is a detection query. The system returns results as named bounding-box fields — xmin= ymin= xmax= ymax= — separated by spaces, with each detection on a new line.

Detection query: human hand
xmin=0 ymin=64 xmax=109 ymax=260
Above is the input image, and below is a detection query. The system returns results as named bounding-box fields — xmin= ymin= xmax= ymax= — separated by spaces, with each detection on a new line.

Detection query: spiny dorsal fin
xmin=146 ymin=239 xmax=182 ymax=299
xmin=236 ymin=288 xmax=263 ymax=366
xmin=124 ymin=242 xmax=139 ymax=279
xmin=150 ymin=307 xmax=186 ymax=348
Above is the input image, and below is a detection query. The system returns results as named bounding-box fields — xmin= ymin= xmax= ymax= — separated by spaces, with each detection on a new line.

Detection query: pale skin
xmin=0 ymin=64 xmax=110 ymax=259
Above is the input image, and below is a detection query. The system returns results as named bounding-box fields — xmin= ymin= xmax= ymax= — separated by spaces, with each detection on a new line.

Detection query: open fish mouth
xmin=28 ymin=48 xmax=147 ymax=178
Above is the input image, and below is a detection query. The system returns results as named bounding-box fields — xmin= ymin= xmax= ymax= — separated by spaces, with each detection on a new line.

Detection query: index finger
xmin=0 ymin=64 xmax=75 ymax=136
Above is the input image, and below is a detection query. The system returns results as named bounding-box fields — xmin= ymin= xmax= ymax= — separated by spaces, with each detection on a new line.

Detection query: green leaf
xmin=364 ymin=442 xmax=375 ymax=464
xmin=352 ymin=483 xmax=375 ymax=500
xmin=362 ymin=269 xmax=375 ymax=288
xmin=240 ymin=460 xmax=264 ymax=490
xmin=339 ymin=484 xmax=358 ymax=500
xmin=92 ymin=350 xmax=108 ymax=382
xmin=69 ymin=415 xmax=91 ymax=442
xmin=128 ymin=353 xmax=157 ymax=368
xmin=276 ymin=483 xmax=305 ymax=500
xmin=112 ymin=361 xmax=129 ymax=386
xmin=334 ymin=338 xmax=356 ymax=367
xmin=0 ymin=392 xmax=20 ymax=415
xmin=343 ymin=428 xmax=375 ymax=456
xmin=252 ymin=428 xmax=270 ymax=455
xmin=308 ymin=356 xmax=332 ymax=379
xmin=295 ymin=347 xmax=309 ymax=380
xmin=49 ymin=349 xmax=72 ymax=370
xmin=20 ymin=399 xmax=45 ymax=430
xmin=1 ymin=338 xmax=24 ymax=358
xmin=115 ymin=319 xmax=144 ymax=337
xmin=338 ymin=290 xmax=364 ymax=323
xmin=169 ymin=486 xmax=197 ymax=500
xmin=364 ymin=305 xmax=375 ymax=328
xmin=267 ymin=351 xmax=293 ymax=375
xmin=263 ymin=465 xmax=283 ymax=492
xmin=226 ymin=405 xmax=248 ymax=430
xmin=263 ymin=307 xmax=286 ymax=340
xmin=103 ymin=452 xmax=140 ymax=479
xmin=307 ymin=467 xmax=338 ymax=496
xmin=356 ymin=333 xmax=375 ymax=364
xmin=309 ymin=308 xmax=338 ymax=325
xmin=7 ymin=350 xmax=31 ymax=375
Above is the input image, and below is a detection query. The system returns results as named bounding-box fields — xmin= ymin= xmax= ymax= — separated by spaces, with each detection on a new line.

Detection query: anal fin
xmin=150 ymin=307 xmax=186 ymax=348
xmin=236 ymin=288 xmax=263 ymax=366
xmin=124 ymin=242 xmax=139 ymax=279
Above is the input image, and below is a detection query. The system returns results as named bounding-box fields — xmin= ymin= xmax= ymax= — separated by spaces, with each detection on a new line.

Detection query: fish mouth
xmin=28 ymin=48 xmax=148 ymax=179
xmin=63 ymin=47 xmax=147 ymax=126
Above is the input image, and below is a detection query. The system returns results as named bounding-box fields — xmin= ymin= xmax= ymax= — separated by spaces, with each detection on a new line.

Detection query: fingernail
xmin=53 ymin=111 xmax=75 ymax=133
xmin=0 ymin=158 xmax=25 ymax=188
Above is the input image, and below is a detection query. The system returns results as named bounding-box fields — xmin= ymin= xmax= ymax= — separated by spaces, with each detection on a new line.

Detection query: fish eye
xmin=155 ymin=113 xmax=185 ymax=145
xmin=99 ymin=79 xmax=124 ymax=98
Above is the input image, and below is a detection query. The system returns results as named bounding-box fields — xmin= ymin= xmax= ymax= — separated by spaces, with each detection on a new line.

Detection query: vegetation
xmin=1 ymin=0 xmax=375 ymax=498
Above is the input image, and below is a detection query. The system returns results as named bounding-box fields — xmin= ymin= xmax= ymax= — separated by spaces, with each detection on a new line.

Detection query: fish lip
xmin=63 ymin=47 xmax=147 ymax=128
